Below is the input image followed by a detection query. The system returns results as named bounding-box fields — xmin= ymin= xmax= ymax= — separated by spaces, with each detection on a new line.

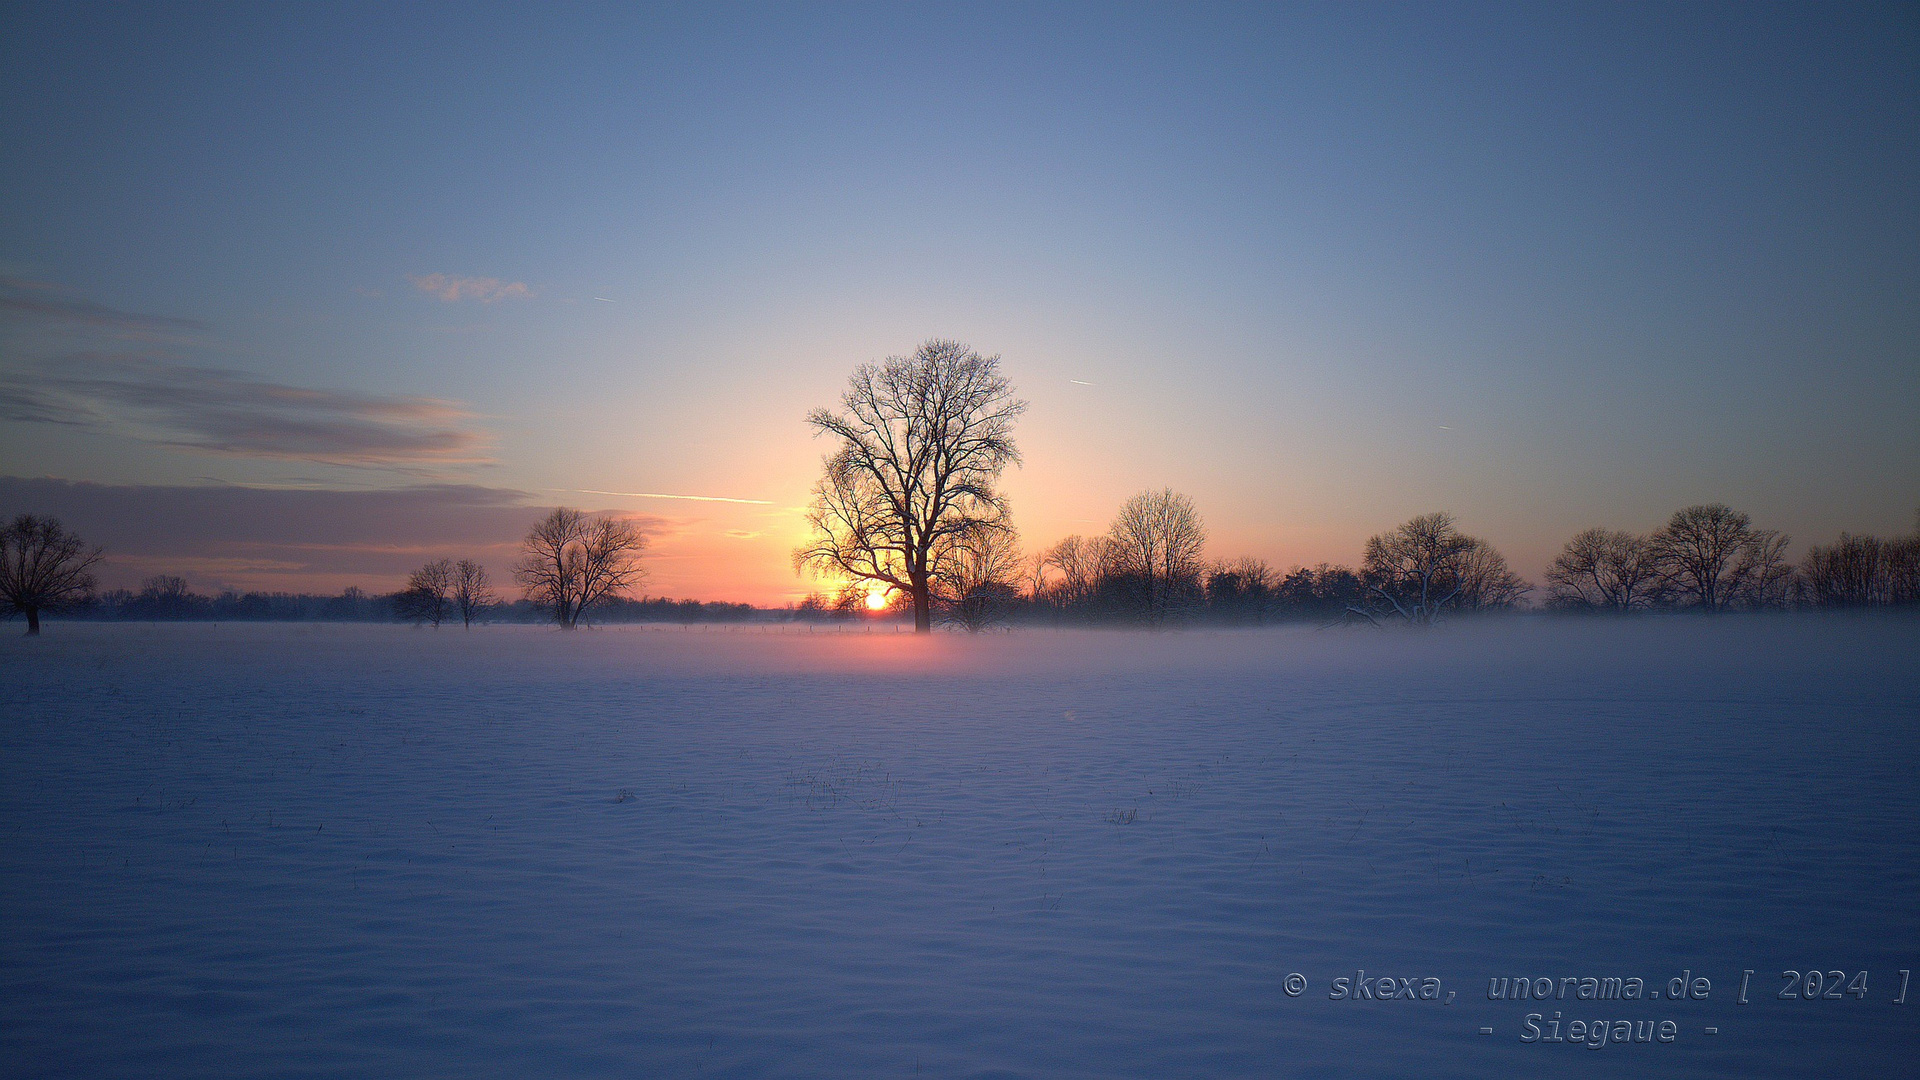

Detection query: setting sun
xmin=864 ymin=589 xmax=889 ymax=611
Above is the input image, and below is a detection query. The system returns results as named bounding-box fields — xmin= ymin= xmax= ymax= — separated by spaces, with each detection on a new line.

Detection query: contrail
xmin=593 ymin=297 xmax=615 ymax=302
xmin=568 ymin=488 xmax=773 ymax=505
xmin=1069 ymin=379 xmax=1094 ymax=386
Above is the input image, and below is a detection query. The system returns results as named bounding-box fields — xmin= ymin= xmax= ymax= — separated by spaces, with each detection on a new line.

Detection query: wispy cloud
xmin=0 ymin=274 xmax=209 ymax=334
xmin=0 ymin=477 xmax=667 ymax=592
xmin=0 ymin=382 xmax=94 ymax=425
xmin=570 ymin=488 xmax=773 ymax=505
xmin=407 ymin=273 xmax=533 ymax=303
xmin=3 ymin=354 xmax=494 ymax=467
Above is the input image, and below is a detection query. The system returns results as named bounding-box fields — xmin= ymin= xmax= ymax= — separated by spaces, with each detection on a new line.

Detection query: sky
xmin=2 ymin=1 xmax=1915 ymax=605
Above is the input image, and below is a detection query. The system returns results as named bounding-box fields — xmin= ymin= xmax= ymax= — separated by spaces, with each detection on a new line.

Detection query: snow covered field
xmin=4 ymin=618 xmax=1917 ymax=1078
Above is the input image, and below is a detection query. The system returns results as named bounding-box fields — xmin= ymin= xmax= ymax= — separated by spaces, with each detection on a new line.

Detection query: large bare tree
xmin=1648 ymin=503 xmax=1784 ymax=611
xmin=1 ymin=514 xmax=103 ymax=635
xmin=1105 ymin=488 xmax=1208 ymax=625
xmin=514 ymin=508 xmax=647 ymax=629
xmin=1454 ymin=541 xmax=1531 ymax=610
xmin=796 ymin=339 xmax=1025 ymax=632
xmin=1545 ymin=527 xmax=1663 ymax=611
xmin=1351 ymin=512 xmax=1522 ymax=626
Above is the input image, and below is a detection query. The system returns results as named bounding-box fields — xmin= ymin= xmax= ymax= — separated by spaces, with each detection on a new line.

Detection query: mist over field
xmin=4 ymin=618 xmax=1915 ymax=1077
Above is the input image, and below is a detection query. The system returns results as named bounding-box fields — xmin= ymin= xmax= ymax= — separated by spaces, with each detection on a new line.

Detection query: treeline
xmin=73 ymin=576 xmax=763 ymax=624
xmin=1542 ymin=505 xmax=1920 ymax=612
xmin=784 ymin=340 xmax=1918 ymax=634
xmin=823 ymin=498 xmax=1920 ymax=631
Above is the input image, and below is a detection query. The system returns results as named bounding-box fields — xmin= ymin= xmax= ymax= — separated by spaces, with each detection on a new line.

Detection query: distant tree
xmin=1798 ymin=534 xmax=1885 ymax=607
xmin=1020 ymin=551 xmax=1051 ymax=603
xmin=396 ymin=558 xmax=454 ymax=626
xmin=1206 ymin=557 xmax=1276 ymax=623
xmin=1889 ymin=511 xmax=1920 ymax=606
xmin=796 ymin=339 xmax=1026 ymax=633
xmin=1105 ymin=489 xmax=1207 ymax=625
xmin=514 ymin=508 xmax=648 ymax=629
xmin=1450 ymin=541 xmax=1530 ymax=610
xmin=1351 ymin=512 xmax=1518 ymax=626
xmin=1545 ymin=528 xmax=1663 ymax=611
xmin=322 ymin=586 xmax=369 ymax=621
xmin=452 ymin=559 xmax=494 ymax=627
xmin=0 ymin=514 xmax=103 ymax=635
xmin=1797 ymin=516 xmax=1920 ymax=609
xmin=1041 ymin=534 xmax=1107 ymax=610
xmin=1648 ymin=504 xmax=1786 ymax=611
xmin=932 ymin=519 xmax=1024 ymax=632
xmin=1274 ymin=563 xmax=1364 ymax=621
xmin=1730 ymin=529 xmax=1794 ymax=610
xmin=136 ymin=574 xmax=203 ymax=619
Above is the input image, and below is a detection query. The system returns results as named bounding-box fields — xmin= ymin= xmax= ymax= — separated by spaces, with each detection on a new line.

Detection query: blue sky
xmin=2 ymin=2 xmax=1915 ymax=601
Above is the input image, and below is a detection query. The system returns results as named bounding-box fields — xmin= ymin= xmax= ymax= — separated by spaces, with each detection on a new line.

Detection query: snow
xmin=3 ymin=618 xmax=1917 ymax=1077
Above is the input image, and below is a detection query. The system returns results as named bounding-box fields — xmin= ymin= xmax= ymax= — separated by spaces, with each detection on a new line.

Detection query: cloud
xmin=0 ymin=382 xmax=94 ymax=425
xmin=2 ymin=354 xmax=494 ymax=467
xmin=0 ymin=476 xmax=671 ymax=594
xmin=570 ymin=488 xmax=774 ymax=505
xmin=407 ymin=273 xmax=533 ymax=303
xmin=0 ymin=274 xmax=209 ymax=335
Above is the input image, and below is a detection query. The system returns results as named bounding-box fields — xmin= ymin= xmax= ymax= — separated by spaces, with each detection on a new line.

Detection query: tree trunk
xmin=25 ymin=606 xmax=40 ymax=635
xmin=910 ymin=570 xmax=931 ymax=633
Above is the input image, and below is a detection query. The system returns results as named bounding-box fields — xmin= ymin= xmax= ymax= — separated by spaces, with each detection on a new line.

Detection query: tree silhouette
xmin=1105 ymin=489 xmax=1208 ymax=625
xmin=1206 ymin=557 xmax=1276 ymax=624
xmin=1 ymin=514 xmax=104 ymax=635
xmin=397 ymin=558 xmax=455 ymax=626
xmin=514 ymin=508 xmax=647 ymax=629
xmin=1041 ymin=534 xmax=1107 ymax=611
xmin=452 ymin=559 xmax=494 ymax=627
xmin=1545 ymin=528 xmax=1663 ymax=611
xmin=1648 ymin=504 xmax=1784 ymax=611
xmin=796 ymin=340 xmax=1025 ymax=633
xmin=1351 ymin=512 xmax=1521 ymax=626
xmin=932 ymin=518 xmax=1024 ymax=632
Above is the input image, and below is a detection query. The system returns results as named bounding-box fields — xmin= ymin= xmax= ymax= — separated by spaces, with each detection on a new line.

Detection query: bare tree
xmin=452 ymin=559 xmax=494 ymax=627
xmin=1799 ymin=534 xmax=1885 ymax=607
xmin=1545 ymin=528 xmax=1662 ymax=611
xmin=514 ymin=508 xmax=648 ymax=629
xmin=1105 ymin=488 xmax=1208 ymax=625
xmin=397 ymin=558 xmax=455 ymax=626
xmin=1042 ymin=534 xmax=1106 ymax=609
xmin=1458 ymin=542 xmax=1530 ymax=610
xmin=1020 ymin=551 xmax=1050 ymax=603
xmin=1888 ymin=512 xmax=1920 ymax=606
xmin=1647 ymin=504 xmax=1786 ymax=611
xmin=1730 ymin=529 xmax=1794 ymax=610
xmin=1 ymin=514 xmax=104 ymax=635
xmin=1278 ymin=563 xmax=1365 ymax=621
xmin=136 ymin=575 xmax=202 ymax=619
xmin=796 ymin=339 xmax=1026 ymax=633
xmin=932 ymin=520 xmax=1024 ymax=632
xmin=1351 ymin=512 xmax=1520 ymax=626
xmin=1206 ymin=557 xmax=1276 ymax=623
